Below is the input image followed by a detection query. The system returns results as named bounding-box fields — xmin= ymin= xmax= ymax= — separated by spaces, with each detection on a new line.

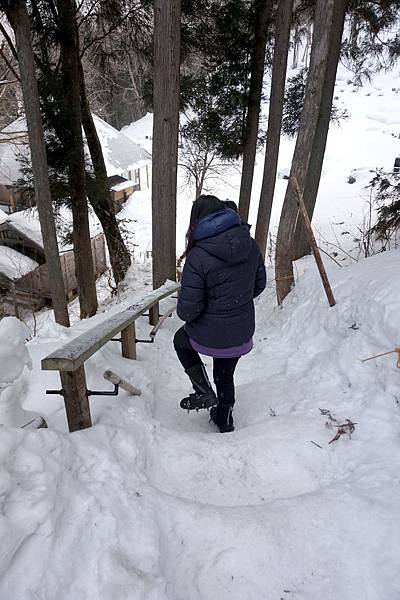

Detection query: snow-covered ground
xmin=1 ymin=247 xmax=400 ymax=599
xmin=1 ymin=57 xmax=400 ymax=600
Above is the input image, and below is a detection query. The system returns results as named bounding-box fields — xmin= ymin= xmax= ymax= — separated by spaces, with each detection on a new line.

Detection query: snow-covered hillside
xmin=1 ymin=247 xmax=400 ymax=599
xmin=1 ymin=54 xmax=400 ymax=600
xmin=121 ymin=64 xmax=400 ymax=263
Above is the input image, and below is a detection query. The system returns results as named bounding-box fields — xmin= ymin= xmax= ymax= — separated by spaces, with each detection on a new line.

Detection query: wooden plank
xmin=41 ymin=280 xmax=180 ymax=372
xmin=21 ymin=416 xmax=47 ymax=429
xmin=292 ymin=177 xmax=336 ymax=307
xmin=121 ymin=322 xmax=136 ymax=360
xmin=60 ymin=366 xmax=92 ymax=432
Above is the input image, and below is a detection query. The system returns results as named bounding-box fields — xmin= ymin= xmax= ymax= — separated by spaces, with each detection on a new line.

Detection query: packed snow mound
xmin=1 ymin=249 xmax=400 ymax=599
xmin=0 ymin=317 xmax=35 ymax=427
xmin=0 ymin=317 xmax=31 ymax=389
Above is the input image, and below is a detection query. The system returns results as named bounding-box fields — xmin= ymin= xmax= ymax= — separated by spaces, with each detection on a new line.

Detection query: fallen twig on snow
xmin=310 ymin=440 xmax=323 ymax=449
xmin=328 ymin=419 xmax=357 ymax=444
xmin=319 ymin=408 xmax=338 ymax=423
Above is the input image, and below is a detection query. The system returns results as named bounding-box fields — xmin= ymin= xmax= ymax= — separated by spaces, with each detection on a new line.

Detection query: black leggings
xmin=173 ymin=326 xmax=239 ymax=406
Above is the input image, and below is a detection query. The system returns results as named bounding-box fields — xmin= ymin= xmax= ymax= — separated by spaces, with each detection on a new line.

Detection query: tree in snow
xmin=55 ymin=0 xmax=98 ymax=319
xmin=275 ymin=0 xmax=348 ymax=305
xmin=237 ymin=0 xmax=273 ymax=223
xmin=152 ymin=0 xmax=181 ymax=289
xmin=3 ymin=0 xmax=133 ymax=290
xmin=179 ymin=128 xmax=235 ymax=202
xmin=255 ymin=0 xmax=294 ymax=259
xmin=179 ymin=0 xmax=266 ymax=163
xmin=77 ymin=0 xmax=153 ymax=129
xmin=0 ymin=0 xmax=70 ymax=327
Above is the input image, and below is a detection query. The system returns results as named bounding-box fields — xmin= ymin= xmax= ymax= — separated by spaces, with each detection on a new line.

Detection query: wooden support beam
xmin=60 ymin=366 xmax=92 ymax=432
xmin=103 ymin=370 xmax=141 ymax=395
xmin=149 ymin=302 xmax=159 ymax=326
xmin=150 ymin=305 xmax=176 ymax=339
xmin=121 ymin=322 xmax=136 ymax=360
xmin=292 ymin=177 xmax=336 ymax=308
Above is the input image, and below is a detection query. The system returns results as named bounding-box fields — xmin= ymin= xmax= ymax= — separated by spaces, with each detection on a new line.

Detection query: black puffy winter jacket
xmin=177 ymin=209 xmax=266 ymax=348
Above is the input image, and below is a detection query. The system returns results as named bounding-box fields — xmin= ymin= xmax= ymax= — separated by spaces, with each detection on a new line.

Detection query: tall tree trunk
xmin=4 ymin=0 xmax=70 ymax=327
xmin=255 ymin=0 xmax=294 ymax=258
xmin=78 ymin=58 xmax=132 ymax=286
xmin=56 ymin=0 xmax=98 ymax=318
xmin=152 ymin=0 xmax=181 ymax=289
xmin=238 ymin=0 xmax=272 ymax=223
xmin=292 ymin=0 xmax=347 ymax=260
xmin=275 ymin=0 xmax=343 ymax=305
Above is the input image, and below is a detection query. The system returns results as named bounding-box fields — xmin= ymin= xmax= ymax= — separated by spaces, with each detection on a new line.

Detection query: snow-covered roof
xmin=0 ymin=208 xmax=8 ymax=224
xmin=0 ymin=246 xmax=38 ymax=280
xmin=120 ymin=112 xmax=153 ymax=153
xmin=5 ymin=209 xmax=44 ymax=249
xmin=0 ymin=117 xmax=29 ymax=186
xmin=91 ymin=114 xmax=151 ymax=177
xmin=0 ymin=205 xmax=102 ymax=252
xmin=110 ymin=179 xmax=135 ymax=192
xmin=0 ymin=114 xmax=151 ymax=186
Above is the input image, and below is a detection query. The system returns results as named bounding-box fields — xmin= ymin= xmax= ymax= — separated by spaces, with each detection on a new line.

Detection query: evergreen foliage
xmin=369 ymin=170 xmax=400 ymax=240
xmin=180 ymin=0 xmax=262 ymax=160
xmin=281 ymin=68 xmax=348 ymax=137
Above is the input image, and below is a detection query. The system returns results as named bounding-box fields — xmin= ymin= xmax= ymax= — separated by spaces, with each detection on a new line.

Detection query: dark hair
xmin=186 ymin=194 xmax=225 ymax=254
xmin=223 ymin=200 xmax=238 ymax=213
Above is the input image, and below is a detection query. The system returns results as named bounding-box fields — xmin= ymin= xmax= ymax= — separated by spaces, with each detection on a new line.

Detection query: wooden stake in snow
xmin=103 ymin=371 xmax=142 ymax=396
xmin=292 ymin=177 xmax=336 ymax=307
xmin=361 ymin=348 xmax=400 ymax=368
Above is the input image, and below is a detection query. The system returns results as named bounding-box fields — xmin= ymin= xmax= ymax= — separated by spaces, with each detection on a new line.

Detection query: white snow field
xmin=1 ymin=247 xmax=400 ymax=599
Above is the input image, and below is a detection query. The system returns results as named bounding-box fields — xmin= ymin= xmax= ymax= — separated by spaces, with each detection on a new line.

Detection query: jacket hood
xmin=193 ymin=210 xmax=252 ymax=263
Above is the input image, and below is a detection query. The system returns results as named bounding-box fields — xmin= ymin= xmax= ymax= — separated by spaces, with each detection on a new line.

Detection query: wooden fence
xmin=41 ymin=280 xmax=180 ymax=432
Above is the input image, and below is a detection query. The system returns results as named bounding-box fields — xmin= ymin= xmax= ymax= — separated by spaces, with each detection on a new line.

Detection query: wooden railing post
xmin=149 ymin=302 xmax=159 ymax=326
xmin=121 ymin=322 xmax=137 ymax=360
xmin=60 ymin=366 xmax=92 ymax=432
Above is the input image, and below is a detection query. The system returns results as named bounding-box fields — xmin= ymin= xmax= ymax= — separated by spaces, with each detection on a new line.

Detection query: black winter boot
xmin=180 ymin=363 xmax=218 ymax=411
xmin=210 ymin=405 xmax=234 ymax=433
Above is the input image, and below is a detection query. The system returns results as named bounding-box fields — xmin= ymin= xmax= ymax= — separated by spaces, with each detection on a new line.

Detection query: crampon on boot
xmin=209 ymin=405 xmax=234 ymax=433
xmin=180 ymin=363 xmax=218 ymax=411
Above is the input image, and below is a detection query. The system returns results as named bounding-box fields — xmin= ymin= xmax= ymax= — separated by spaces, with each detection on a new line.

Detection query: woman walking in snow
xmin=174 ymin=195 xmax=266 ymax=433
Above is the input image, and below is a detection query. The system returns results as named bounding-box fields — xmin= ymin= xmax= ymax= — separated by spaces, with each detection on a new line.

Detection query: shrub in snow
xmin=369 ymin=170 xmax=400 ymax=240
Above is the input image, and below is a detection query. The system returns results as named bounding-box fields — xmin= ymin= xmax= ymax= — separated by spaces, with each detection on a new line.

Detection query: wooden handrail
xmin=42 ymin=280 xmax=180 ymax=372
xmin=41 ymin=280 xmax=180 ymax=432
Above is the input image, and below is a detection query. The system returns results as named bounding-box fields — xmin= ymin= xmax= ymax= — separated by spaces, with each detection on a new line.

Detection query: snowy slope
xmin=121 ymin=64 xmax=400 ymax=263
xmin=1 ymin=248 xmax=400 ymax=599
xmin=1 ymin=45 xmax=400 ymax=600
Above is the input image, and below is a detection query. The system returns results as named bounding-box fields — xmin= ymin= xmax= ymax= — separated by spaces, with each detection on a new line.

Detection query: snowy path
xmin=2 ymin=252 xmax=400 ymax=599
